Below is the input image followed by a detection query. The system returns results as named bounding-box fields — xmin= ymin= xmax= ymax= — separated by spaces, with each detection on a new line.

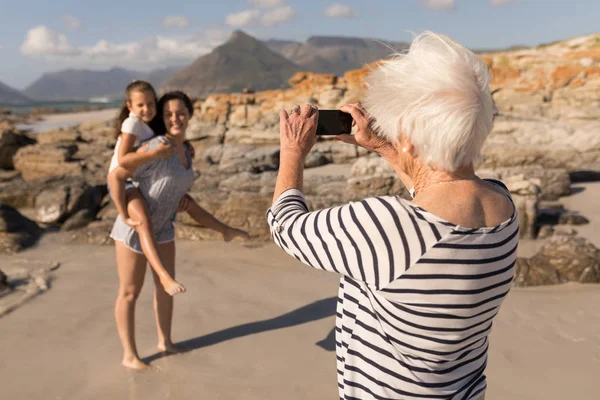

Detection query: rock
xmin=0 ymin=170 xmax=20 ymax=182
xmin=224 ymin=128 xmax=279 ymax=146
xmin=62 ymin=219 xmax=113 ymax=246
xmin=186 ymin=117 xmax=227 ymax=144
xmin=304 ymin=152 xmax=329 ymax=168
xmin=36 ymin=127 xmax=81 ymax=144
xmin=514 ymin=235 xmax=600 ymax=287
xmin=13 ymin=143 xmax=82 ymax=181
xmin=0 ymin=204 xmax=42 ymax=254
xmin=511 ymin=194 xmax=539 ymax=239
xmin=34 ymin=179 xmax=106 ymax=224
xmin=219 ymin=171 xmax=277 ymax=195
xmin=318 ymin=88 xmax=345 ymax=108
xmin=0 ymin=268 xmax=9 ymax=296
xmin=537 ymin=208 xmax=590 ymax=226
xmin=61 ymin=209 xmax=96 ymax=231
xmin=218 ymin=146 xmax=279 ymax=174
xmin=312 ymin=141 xmax=360 ymax=164
xmin=0 ymin=128 xmax=35 ymax=169
xmin=78 ymin=120 xmax=116 ymax=148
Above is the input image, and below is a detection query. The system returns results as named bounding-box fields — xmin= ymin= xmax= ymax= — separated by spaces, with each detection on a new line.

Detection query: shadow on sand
xmin=143 ymin=296 xmax=337 ymax=364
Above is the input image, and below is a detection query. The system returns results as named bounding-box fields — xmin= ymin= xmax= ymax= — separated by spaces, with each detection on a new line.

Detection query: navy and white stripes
xmin=267 ymin=184 xmax=517 ymax=400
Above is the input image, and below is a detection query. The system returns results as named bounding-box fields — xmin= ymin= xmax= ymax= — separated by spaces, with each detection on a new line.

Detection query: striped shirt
xmin=266 ymin=180 xmax=518 ymax=400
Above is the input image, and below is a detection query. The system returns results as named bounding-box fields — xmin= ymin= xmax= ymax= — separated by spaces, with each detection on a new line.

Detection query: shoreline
xmin=14 ymin=108 xmax=119 ymax=133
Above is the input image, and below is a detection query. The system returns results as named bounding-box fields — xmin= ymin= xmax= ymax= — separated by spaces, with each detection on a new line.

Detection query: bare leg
xmin=151 ymin=241 xmax=186 ymax=353
xmin=114 ymin=241 xmax=151 ymax=370
xmin=127 ymin=189 xmax=185 ymax=296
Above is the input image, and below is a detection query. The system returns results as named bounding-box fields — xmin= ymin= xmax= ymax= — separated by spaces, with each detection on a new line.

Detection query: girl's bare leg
xmin=114 ymin=241 xmax=151 ymax=370
xmin=150 ymin=241 xmax=185 ymax=353
xmin=127 ymin=189 xmax=185 ymax=296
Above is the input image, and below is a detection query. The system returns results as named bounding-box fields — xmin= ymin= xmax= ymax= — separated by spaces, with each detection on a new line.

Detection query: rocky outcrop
xmin=0 ymin=204 xmax=42 ymax=254
xmin=0 ymin=125 xmax=35 ymax=169
xmin=514 ymin=235 xmax=600 ymax=287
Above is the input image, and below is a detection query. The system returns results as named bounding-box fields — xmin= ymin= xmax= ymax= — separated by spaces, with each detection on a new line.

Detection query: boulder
xmin=514 ymin=235 xmax=600 ymax=287
xmin=13 ymin=143 xmax=82 ymax=181
xmin=34 ymin=179 xmax=106 ymax=224
xmin=0 ymin=204 xmax=42 ymax=254
xmin=36 ymin=127 xmax=81 ymax=144
xmin=0 ymin=128 xmax=35 ymax=169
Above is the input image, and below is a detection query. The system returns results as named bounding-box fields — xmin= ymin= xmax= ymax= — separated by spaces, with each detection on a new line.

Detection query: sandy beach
xmin=16 ymin=108 xmax=119 ymax=133
xmin=1 ymin=109 xmax=599 ymax=399
xmin=0 ymin=183 xmax=599 ymax=400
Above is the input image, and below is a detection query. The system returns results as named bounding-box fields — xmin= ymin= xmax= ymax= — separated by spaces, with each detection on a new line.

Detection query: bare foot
xmin=161 ymin=278 xmax=186 ymax=296
xmin=122 ymin=357 xmax=156 ymax=371
xmin=157 ymin=343 xmax=190 ymax=354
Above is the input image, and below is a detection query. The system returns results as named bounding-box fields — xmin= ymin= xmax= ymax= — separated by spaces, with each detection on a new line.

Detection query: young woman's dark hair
xmin=114 ymin=80 xmax=158 ymax=139
xmin=153 ymin=91 xmax=195 ymax=135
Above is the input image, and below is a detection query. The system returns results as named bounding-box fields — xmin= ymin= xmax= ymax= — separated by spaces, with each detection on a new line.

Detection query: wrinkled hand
xmin=338 ymin=103 xmax=396 ymax=157
xmin=223 ymin=227 xmax=250 ymax=242
xmin=155 ymin=141 xmax=175 ymax=159
xmin=177 ymin=194 xmax=191 ymax=213
xmin=279 ymin=104 xmax=319 ymax=159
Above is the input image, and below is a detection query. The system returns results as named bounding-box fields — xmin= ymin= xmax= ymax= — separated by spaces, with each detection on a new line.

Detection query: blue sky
xmin=0 ymin=0 xmax=598 ymax=89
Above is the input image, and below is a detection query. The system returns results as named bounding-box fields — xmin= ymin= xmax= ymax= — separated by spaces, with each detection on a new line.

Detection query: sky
xmin=0 ymin=0 xmax=598 ymax=89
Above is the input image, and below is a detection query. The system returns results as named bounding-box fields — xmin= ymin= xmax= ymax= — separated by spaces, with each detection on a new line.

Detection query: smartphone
xmin=316 ymin=110 xmax=353 ymax=136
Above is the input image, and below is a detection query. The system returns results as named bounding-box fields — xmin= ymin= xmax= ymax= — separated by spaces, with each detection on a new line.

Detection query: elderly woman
xmin=109 ymin=91 xmax=249 ymax=370
xmin=267 ymin=32 xmax=516 ymax=400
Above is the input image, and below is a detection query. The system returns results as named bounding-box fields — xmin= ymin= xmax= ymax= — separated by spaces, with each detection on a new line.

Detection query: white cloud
xmin=20 ymin=25 xmax=230 ymax=69
xmin=489 ymin=0 xmax=518 ymax=7
xmin=0 ymin=44 xmax=3 ymax=51
xmin=20 ymin=26 xmax=78 ymax=56
xmin=226 ymin=10 xmax=261 ymax=27
xmin=420 ymin=0 xmax=456 ymax=11
xmin=62 ymin=15 xmax=82 ymax=31
xmin=162 ymin=15 xmax=190 ymax=28
xmin=250 ymin=0 xmax=284 ymax=8
xmin=226 ymin=6 xmax=294 ymax=28
xmin=261 ymin=6 xmax=295 ymax=26
xmin=323 ymin=4 xmax=357 ymax=18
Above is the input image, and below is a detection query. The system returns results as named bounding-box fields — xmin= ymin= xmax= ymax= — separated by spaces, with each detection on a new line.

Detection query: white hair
xmin=364 ymin=31 xmax=497 ymax=171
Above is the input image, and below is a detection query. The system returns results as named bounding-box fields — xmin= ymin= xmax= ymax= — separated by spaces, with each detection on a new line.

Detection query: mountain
xmin=0 ymin=80 xmax=30 ymax=104
xmin=162 ymin=30 xmax=302 ymax=97
xmin=23 ymin=66 xmax=183 ymax=101
xmin=265 ymin=36 xmax=410 ymax=76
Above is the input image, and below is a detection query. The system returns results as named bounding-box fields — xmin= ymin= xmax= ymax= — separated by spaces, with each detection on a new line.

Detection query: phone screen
xmin=316 ymin=110 xmax=353 ymax=136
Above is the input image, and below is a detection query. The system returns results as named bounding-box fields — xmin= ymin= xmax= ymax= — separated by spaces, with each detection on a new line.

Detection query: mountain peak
xmin=229 ymin=30 xmax=256 ymax=43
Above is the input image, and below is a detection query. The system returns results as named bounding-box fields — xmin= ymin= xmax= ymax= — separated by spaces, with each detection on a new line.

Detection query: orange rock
xmin=491 ymin=66 xmax=520 ymax=86
xmin=288 ymin=72 xmax=337 ymax=88
xmin=550 ymin=65 xmax=584 ymax=88
xmin=563 ymin=49 xmax=600 ymax=60
xmin=585 ymin=66 xmax=600 ymax=78
xmin=568 ymin=78 xmax=586 ymax=88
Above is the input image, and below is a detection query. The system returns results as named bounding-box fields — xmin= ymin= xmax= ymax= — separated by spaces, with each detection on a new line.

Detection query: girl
xmin=107 ymin=80 xmax=185 ymax=296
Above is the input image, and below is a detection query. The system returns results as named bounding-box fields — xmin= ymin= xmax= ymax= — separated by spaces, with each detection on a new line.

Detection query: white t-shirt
xmin=108 ymin=112 xmax=156 ymax=172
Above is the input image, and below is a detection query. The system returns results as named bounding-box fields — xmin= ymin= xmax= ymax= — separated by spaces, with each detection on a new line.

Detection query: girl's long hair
xmin=114 ymin=80 xmax=159 ymax=139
